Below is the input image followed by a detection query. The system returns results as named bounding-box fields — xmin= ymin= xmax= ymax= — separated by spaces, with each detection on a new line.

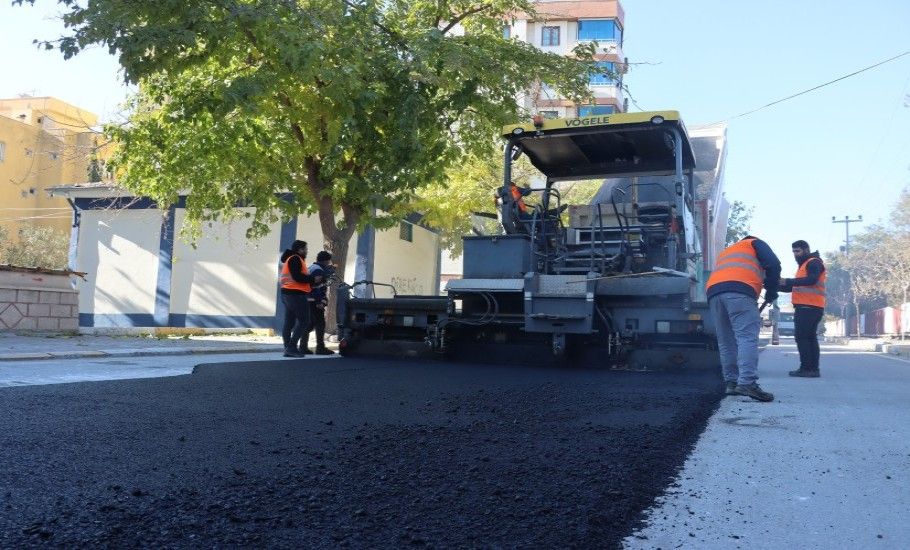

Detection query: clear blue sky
xmin=3 ymin=1 xmax=909 ymax=265
xmin=0 ymin=1 xmax=131 ymax=121
xmin=622 ymin=0 xmax=910 ymax=264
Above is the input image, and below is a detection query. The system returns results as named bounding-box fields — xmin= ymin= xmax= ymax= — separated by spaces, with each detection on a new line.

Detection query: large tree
xmin=724 ymin=199 xmax=754 ymax=246
xmin=890 ymin=186 xmax=910 ymax=230
xmin=22 ymin=0 xmax=596 ymax=299
xmin=820 ymin=186 xmax=910 ymax=335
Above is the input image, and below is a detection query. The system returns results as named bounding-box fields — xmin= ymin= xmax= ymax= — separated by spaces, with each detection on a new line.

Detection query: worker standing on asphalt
xmin=279 ymin=240 xmax=322 ymax=358
xmin=304 ymin=251 xmax=336 ymax=355
xmin=778 ymin=240 xmax=826 ymax=378
xmin=706 ymin=235 xmax=782 ymax=402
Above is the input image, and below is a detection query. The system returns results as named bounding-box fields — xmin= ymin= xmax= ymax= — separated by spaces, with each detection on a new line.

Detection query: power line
xmin=708 ymin=50 xmax=910 ymax=125
xmin=856 ymin=69 xmax=910 ymax=200
xmin=621 ymin=83 xmax=645 ymax=111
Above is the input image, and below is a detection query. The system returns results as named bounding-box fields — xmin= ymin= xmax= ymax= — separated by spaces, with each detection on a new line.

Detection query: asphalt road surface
xmin=0 ymin=356 xmax=723 ymax=548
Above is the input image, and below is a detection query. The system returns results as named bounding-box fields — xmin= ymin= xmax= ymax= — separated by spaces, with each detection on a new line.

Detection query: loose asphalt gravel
xmin=0 ymin=356 xmax=723 ymax=548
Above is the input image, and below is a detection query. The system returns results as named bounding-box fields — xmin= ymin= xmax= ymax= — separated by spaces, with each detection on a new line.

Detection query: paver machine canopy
xmin=337 ymin=111 xmax=720 ymax=369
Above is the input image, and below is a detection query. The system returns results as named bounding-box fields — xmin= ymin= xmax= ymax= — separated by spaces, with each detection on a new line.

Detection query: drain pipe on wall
xmin=66 ymin=198 xmax=82 ymax=290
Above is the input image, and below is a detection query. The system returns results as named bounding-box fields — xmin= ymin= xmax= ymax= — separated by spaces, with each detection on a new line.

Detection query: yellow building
xmin=0 ymin=96 xmax=102 ymax=239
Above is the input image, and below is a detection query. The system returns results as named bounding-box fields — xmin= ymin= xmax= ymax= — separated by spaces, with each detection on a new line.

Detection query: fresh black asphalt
xmin=0 ymin=357 xmax=723 ymax=548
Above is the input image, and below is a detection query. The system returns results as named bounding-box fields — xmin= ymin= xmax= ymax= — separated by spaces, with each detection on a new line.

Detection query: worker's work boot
xmin=725 ymin=381 xmax=737 ymax=396
xmin=734 ymin=383 xmax=774 ymax=402
xmin=283 ymin=348 xmax=303 ymax=358
xmin=315 ymin=347 xmax=335 ymax=355
xmin=789 ymin=369 xmax=820 ymax=378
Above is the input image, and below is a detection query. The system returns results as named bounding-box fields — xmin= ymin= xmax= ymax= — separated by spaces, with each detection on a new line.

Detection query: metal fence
xmin=825 ymin=303 xmax=910 ymax=338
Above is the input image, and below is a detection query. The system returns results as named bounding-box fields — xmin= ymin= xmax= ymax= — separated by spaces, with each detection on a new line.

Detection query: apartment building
xmin=507 ymin=0 xmax=626 ymax=118
xmin=0 ymin=96 xmax=101 ymax=239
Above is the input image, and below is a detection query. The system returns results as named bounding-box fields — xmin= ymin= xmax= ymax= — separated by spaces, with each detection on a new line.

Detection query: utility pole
xmin=832 ymin=215 xmax=862 ymax=337
xmin=831 ymin=215 xmax=863 ymax=255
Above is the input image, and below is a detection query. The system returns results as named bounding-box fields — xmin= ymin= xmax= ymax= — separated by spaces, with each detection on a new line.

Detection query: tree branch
xmin=441 ymin=4 xmax=492 ymax=34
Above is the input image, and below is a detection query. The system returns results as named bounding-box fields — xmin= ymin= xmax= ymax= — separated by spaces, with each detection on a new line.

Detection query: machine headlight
xmin=650 ymin=115 xmax=665 ymax=125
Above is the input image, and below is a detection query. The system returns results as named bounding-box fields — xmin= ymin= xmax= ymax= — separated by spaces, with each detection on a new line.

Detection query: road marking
xmin=868 ymin=353 xmax=910 ymax=364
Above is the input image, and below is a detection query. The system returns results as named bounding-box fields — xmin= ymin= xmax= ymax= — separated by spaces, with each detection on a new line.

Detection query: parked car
xmin=778 ymin=312 xmax=795 ymax=336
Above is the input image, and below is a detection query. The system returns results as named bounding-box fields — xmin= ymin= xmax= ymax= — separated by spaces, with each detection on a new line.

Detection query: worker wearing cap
xmin=706 ymin=235 xmax=782 ymax=402
xmin=778 ymin=239 xmax=826 ymax=378
xmin=303 ymin=250 xmax=336 ymax=355
xmin=279 ymin=240 xmax=322 ymax=357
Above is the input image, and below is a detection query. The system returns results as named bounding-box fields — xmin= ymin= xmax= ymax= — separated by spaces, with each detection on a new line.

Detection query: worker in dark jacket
xmin=779 ymin=240 xmax=826 ymax=377
xmin=304 ymin=251 xmax=336 ymax=355
xmin=706 ymin=235 xmax=782 ymax=402
xmin=279 ymin=240 xmax=322 ymax=358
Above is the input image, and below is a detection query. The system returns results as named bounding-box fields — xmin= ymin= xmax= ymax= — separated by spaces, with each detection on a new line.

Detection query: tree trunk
xmin=903 ymin=286 xmax=907 ymax=341
xmin=853 ymin=296 xmax=860 ymax=337
xmin=305 ymin=158 xmax=360 ymax=338
xmin=323 ymin=236 xmax=350 ymax=336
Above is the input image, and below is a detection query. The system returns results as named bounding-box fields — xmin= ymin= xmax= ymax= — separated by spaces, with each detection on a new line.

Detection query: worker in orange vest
xmin=506 ymin=182 xmax=532 ymax=216
xmin=778 ymin=239 xmax=826 ymax=377
xmin=706 ymin=235 xmax=781 ymax=402
xmin=279 ymin=240 xmax=323 ymax=357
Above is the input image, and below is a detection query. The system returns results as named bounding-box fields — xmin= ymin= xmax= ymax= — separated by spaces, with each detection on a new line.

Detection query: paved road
xmin=0 ymin=356 xmax=721 ymax=548
xmin=625 ymin=339 xmax=910 ymax=549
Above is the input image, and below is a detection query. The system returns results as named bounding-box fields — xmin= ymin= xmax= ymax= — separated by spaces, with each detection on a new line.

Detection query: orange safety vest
xmin=280 ymin=254 xmax=312 ymax=293
xmin=706 ymin=238 xmax=765 ymax=297
xmin=510 ymin=185 xmax=529 ymax=214
xmin=792 ymin=257 xmax=826 ymax=308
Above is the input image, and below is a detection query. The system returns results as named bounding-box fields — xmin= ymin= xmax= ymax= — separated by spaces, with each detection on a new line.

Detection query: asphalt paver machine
xmin=337 ymin=111 xmax=720 ymax=369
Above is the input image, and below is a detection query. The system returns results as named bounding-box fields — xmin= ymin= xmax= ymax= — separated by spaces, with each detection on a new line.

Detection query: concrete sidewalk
xmin=824 ymin=336 xmax=910 ymax=360
xmin=0 ymin=332 xmax=336 ymax=361
xmin=625 ymin=342 xmax=910 ymax=549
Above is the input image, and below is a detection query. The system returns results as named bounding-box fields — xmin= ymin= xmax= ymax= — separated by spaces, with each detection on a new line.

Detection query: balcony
xmin=571 ymin=39 xmax=624 ymax=62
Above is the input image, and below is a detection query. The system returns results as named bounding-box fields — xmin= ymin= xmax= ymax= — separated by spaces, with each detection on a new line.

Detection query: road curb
xmin=0 ymin=346 xmax=286 ymax=362
xmin=0 ymin=343 xmax=344 ymax=362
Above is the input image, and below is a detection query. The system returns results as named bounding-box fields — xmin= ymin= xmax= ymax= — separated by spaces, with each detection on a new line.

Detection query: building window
xmin=503 ymin=25 xmax=511 ymax=39
xmin=0 ymin=141 xmax=5 ymax=163
xmin=578 ymin=105 xmax=616 ymax=117
xmin=541 ymin=26 xmax=560 ymax=46
xmin=577 ymin=19 xmax=622 ymax=44
xmin=590 ymin=61 xmax=617 ymax=86
xmin=538 ymin=83 xmax=558 ymax=100
xmin=538 ymin=111 xmax=559 ymax=119
xmin=399 ymin=222 xmax=413 ymax=242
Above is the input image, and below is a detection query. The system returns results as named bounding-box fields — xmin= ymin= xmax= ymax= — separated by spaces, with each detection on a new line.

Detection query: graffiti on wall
xmin=390 ymin=276 xmax=424 ymax=295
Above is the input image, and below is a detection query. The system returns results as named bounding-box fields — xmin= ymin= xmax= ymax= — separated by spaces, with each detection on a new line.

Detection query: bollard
xmin=770 ymin=302 xmax=780 ymax=345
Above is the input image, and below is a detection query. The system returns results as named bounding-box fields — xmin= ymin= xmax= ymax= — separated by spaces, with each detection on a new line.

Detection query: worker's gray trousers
xmin=709 ymin=292 xmax=761 ymax=385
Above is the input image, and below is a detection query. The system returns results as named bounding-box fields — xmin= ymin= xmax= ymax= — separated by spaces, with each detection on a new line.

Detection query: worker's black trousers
xmin=794 ymin=305 xmax=824 ymax=371
xmin=305 ymin=302 xmax=327 ymax=350
xmin=281 ymin=293 xmax=311 ymax=352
